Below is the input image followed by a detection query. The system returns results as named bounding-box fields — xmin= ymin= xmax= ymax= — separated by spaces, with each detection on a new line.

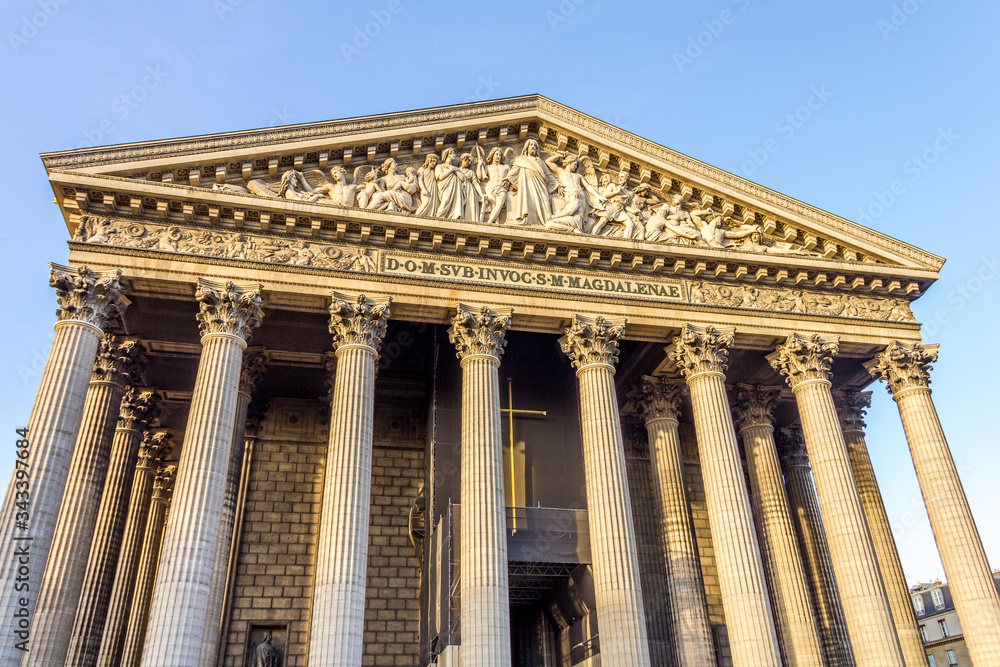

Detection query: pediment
xmin=43 ymin=95 xmax=942 ymax=315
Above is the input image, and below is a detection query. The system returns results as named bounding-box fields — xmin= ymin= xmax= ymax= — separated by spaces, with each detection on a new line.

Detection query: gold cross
xmin=500 ymin=377 xmax=546 ymax=531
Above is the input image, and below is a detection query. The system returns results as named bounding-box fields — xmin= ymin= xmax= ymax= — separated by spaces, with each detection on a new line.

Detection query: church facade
xmin=1 ymin=95 xmax=998 ymax=666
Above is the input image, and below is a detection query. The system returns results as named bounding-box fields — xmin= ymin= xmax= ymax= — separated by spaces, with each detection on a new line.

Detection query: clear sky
xmin=1 ymin=0 xmax=997 ymax=585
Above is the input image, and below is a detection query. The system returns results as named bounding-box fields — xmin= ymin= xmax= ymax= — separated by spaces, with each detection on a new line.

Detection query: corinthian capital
xmin=195 ymin=279 xmax=264 ymax=342
xmin=833 ymin=390 xmax=872 ymax=433
xmin=768 ymin=332 xmax=839 ymax=389
xmin=559 ymin=314 xmax=627 ymax=371
xmin=630 ymin=376 xmax=684 ymax=424
xmin=245 ymin=399 xmax=270 ymax=439
xmin=117 ymin=387 xmax=159 ymax=432
xmin=92 ymin=335 xmax=146 ymax=386
xmin=151 ymin=464 xmax=177 ymax=503
xmin=137 ymin=430 xmax=173 ymax=470
xmin=329 ymin=291 xmax=391 ymax=354
xmin=731 ymin=383 xmax=782 ymax=432
xmin=669 ymin=324 xmax=734 ymax=380
xmin=239 ymin=348 xmax=268 ymax=397
xmin=449 ymin=303 xmax=513 ymax=362
xmin=865 ymin=341 xmax=938 ymax=397
xmin=49 ymin=263 xmax=125 ymax=331
xmin=775 ymin=427 xmax=810 ymax=470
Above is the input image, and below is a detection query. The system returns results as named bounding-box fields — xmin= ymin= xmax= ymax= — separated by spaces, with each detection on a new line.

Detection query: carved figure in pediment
xmin=414 ymin=154 xmax=440 ymax=217
xmin=434 ymin=147 xmax=468 ymax=220
xmin=357 ymin=168 xmax=384 ymax=209
xmin=304 ymin=166 xmax=361 ymax=208
xmin=592 ymin=171 xmax=644 ymax=239
xmin=366 ymin=159 xmax=417 ymax=213
xmin=212 ymin=183 xmax=249 ymax=195
xmin=736 ymin=230 xmax=815 ymax=256
xmin=505 ymin=139 xmax=557 ymax=227
xmin=646 ymin=196 xmax=700 ymax=243
xmin=544 ymin=151 xmax=601 ymax=233
xmin=482 ymin=147 xmax=516 ymax=224
xmin=458 ymin=149 xmax=487 ymax=221
xmin=277 ymin=170 xmax=314 ymax=200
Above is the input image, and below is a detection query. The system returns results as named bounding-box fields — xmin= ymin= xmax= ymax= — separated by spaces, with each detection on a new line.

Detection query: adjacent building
xmin=913 ymin=573 xmax=1000 ymax=667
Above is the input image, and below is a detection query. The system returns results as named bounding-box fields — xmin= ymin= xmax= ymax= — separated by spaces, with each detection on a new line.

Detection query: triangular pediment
xmin=42 ymin=95 xmax=942 ymax=314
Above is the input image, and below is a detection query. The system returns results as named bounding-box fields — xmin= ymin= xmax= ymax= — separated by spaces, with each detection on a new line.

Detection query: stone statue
xmin=277 ymin=170 xmax=313 ymax=200
xmin=458 ymin=149 xmax=486 ymax=221
xmin=481 ymin=147 xmax=516 ymax=224
xmin=366 ymin=159 xmax=417 ymax=213
xmin=543 ymin=151 xmax=601 ymax=233
xmin=434 ymin=147 xmax=467 ymax=219
xmin=505 ymin=139 xmax=557 ymax=227
xmin=414 ymin=153 xmax=440 ymax=217
xmin=250 ymin=630 xmax=279 ymax=667
xmin=356 ymin=168 xmax=382 ymax=209
xmin=304 ymin=166 xmax=360 ymax=207
xmin=592 ymin=171 xmax=643 ymax=239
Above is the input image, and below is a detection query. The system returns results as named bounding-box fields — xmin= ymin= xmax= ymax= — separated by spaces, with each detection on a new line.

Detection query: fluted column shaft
xmin=449 ymin=304 xmax=512 ymax=667
xmin=634 ymin=378 xmax=714 ymax=667
xmin=737 ymin=418 xmax=824 ymax=667
xmin=868 ymin=340 xmax=1000 ymax=666
xmin=309 ymin=292 xmax=390 ymax=665
xmin=141 ymin=279 xmax=262 ymax=666
xmin=671 ymin=325 xmax=781 ymax=667
xmin=25 ymin=379 xmax=125 ymax=664
xmin=95 ymin=433 xmax=172 ymax=667
xmin=777 ymin=433 xmax=855 ymax=667
xmin=121 ymin=466 xmax=173 ymax=667
xmin=562 ymin=315 xmax=650 ymax=666
xmin=792 ymin=380 xmax=902 ymax=667
xmin=0 ymin=265 xmax=123 ymax=663
xmin=836 ymin=392 xmax=926 ymax=667
xmin=65 ymin=387 xmax=157 ymax=667
xmin=200 ymin=349 xmax=263 ymax=667
xmin=27 ymin=333 xmax=146 ymax=666
xmin=647 ymin=416 xmax=716 ymax=666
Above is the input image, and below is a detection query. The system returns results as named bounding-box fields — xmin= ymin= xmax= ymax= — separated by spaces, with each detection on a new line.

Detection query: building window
xmin=926 ymin=654 xmax=937 ymax=667
xmin=932 ymin=589 xmax=945 ymax=609
xmin=947 ymin=649 xmax=957 ymax=666
xmin=913 ymin=595 xmax=925 ymax=614
xmin=919 ymin=625 xmax=929 ymax=642
xmin=938 ymin=619 xmax=949 ymax=638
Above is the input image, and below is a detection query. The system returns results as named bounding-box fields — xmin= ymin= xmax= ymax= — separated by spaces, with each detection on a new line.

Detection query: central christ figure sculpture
xmin=506 ymin=139 xmax=558 ymax=227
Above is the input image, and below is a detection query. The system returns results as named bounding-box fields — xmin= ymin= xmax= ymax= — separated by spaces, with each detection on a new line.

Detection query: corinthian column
xmin=27 ymin=334 xmax=144 ymax=666
xmin=96 ymin=431 xmax=173 ymax=667
xmin=309 ymin=292 xmax=391 ymax=665
xmin=200 ymin=348 xmax=267 ymax=667
xmin=669 ymin=324 xmax=782 ymax=667
xmin=560 ymin=315 xmax=651 ymax=666
xmin=731 ymin=384 xmax=824 ymax=667
xmin=66 ymin=387 xmax=159 ymax=667
xmin=449 ymin=304 xmax=514 ymax=667
xmin=631 ymin=377 xmax=715 ymax=667
xmin=774 ymin=428 xmax=855 ymax=667
xmin=121 ymin=464 xmax=175 ymax=667
xmin=768 ymin=333 xmax=903 ymax=667
xmin=141 ymin=279 xmax=263 ymax=666
xmin=867 ymin=342 xmax=1000 ymax=665
xmin=833 ymin=390 xmax=925 ymax=667
xmin=0 ymin=265 xmax=124 ymax=663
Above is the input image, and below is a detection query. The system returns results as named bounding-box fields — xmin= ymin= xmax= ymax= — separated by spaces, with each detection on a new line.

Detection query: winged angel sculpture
xmin=204 ymin=140 xmax=818 ymax=254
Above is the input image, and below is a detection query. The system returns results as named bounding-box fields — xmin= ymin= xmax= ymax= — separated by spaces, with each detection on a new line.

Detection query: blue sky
xmin=1 ymin=0 xmax=997 ymax=584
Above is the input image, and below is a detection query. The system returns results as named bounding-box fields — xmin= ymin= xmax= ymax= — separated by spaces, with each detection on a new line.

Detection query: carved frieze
xmin=73 ymin=216 xmax=380 ymax=274
xmin=688 ymin=281 xmax=915 ymax=323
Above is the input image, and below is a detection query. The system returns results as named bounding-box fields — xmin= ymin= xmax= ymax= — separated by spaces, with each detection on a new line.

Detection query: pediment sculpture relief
xmin=202 ymin=139 xmax=820 ymax=256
